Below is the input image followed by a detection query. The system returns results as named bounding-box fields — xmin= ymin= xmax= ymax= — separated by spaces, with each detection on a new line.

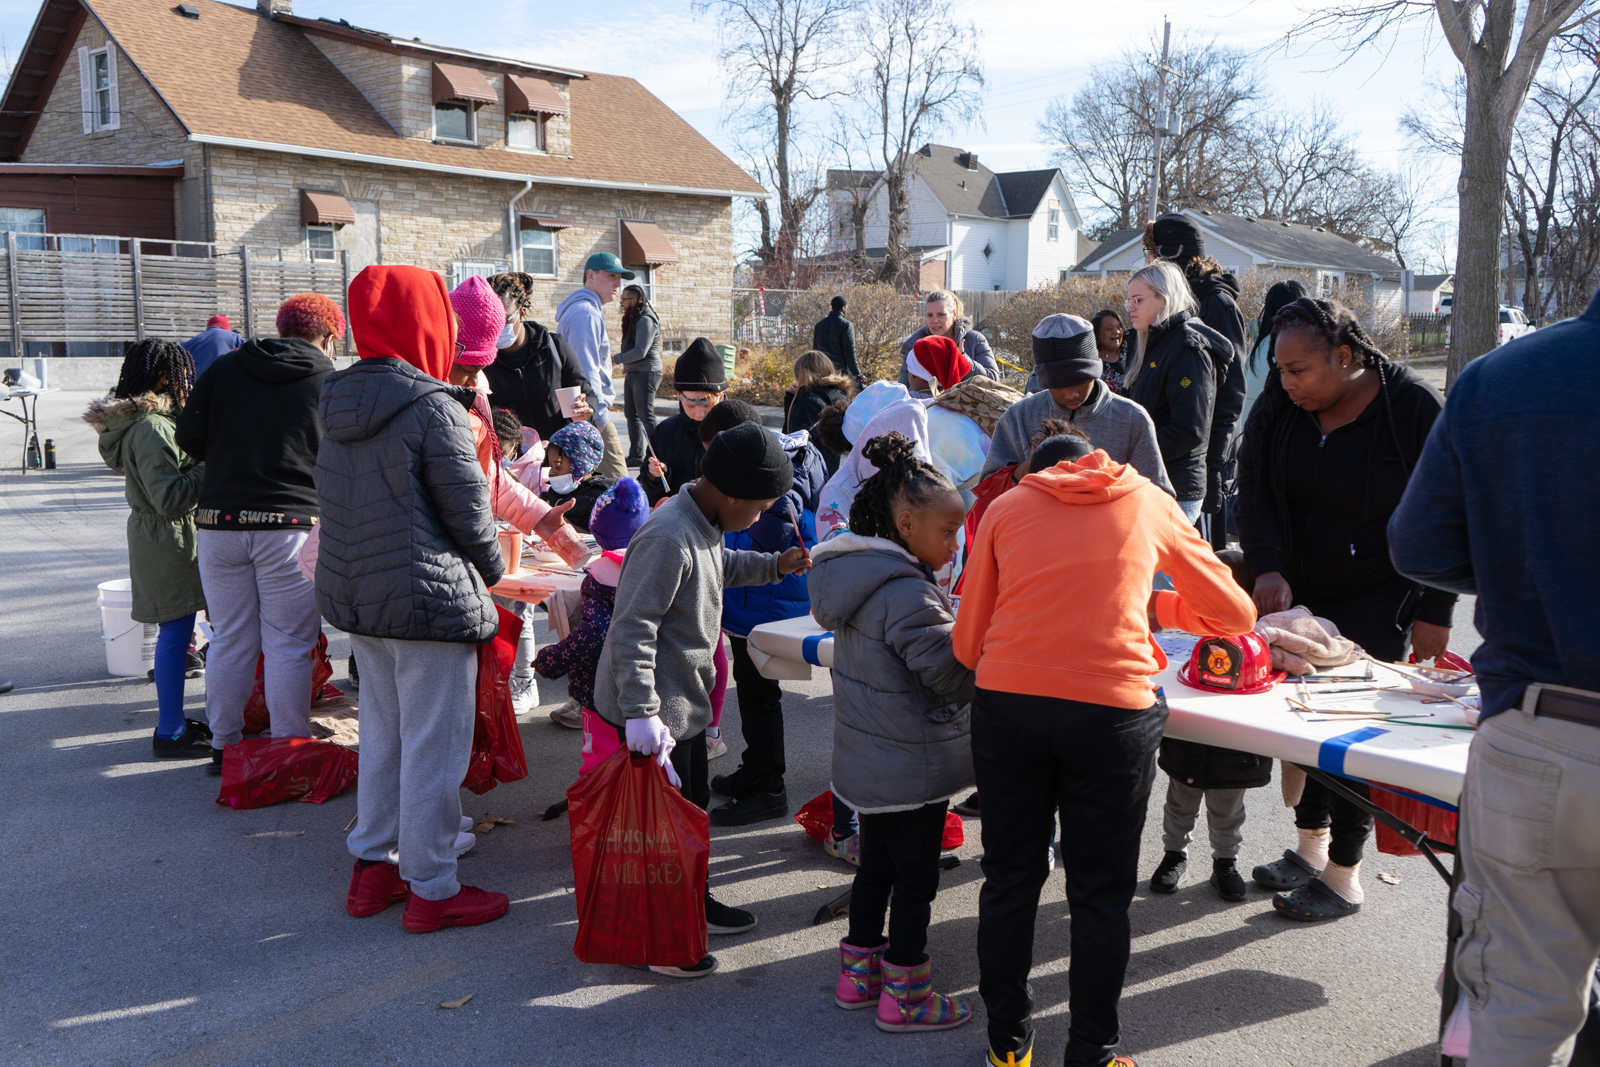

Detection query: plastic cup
xmin=498 ymin=528 xmax=522 ymax=575
xmin=556 ymin=387 xmax=582 ymax=418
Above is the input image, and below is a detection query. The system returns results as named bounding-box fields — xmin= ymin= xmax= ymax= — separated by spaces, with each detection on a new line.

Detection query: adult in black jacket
xmin=1147 ymin=215 xmax=1248 ymax=542
xmin=483 ymin=272 xmax=597 ymax=443
xmin=640 ymin=338 xmax=727 ymax=506
xmin=1122 ymin=260 xmax=1220 ymax=517
xmin=1235 ymin=296 xmax=1455 ymax=923
xmin=812 ymin=296 xmax=864 ymax=383
xmin=175 ymin=293 xmax=339 ymax=760
xmin=616 ymin=285 xmax=663 ymax=465
xmin=782 ymin=349 xmax=851 ymax=475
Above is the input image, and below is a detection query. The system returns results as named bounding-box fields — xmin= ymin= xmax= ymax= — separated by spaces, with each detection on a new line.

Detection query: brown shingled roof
xmin=63 ymin=0 xmax=765 ymax=195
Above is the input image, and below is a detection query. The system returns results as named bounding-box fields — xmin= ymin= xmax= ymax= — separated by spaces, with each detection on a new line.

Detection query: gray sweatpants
xmin=346 ymin=635 xmax=477 ymax=902
xmin=1161 ymin=780 xmax=1248 ymax=859
xmin=198 ymin=529 xmax=319 ymax=748
xmin=1455 ymin=700 xmax=1600 ymax=1067
xmin=490 ymin=594 xmax=537 ymax=683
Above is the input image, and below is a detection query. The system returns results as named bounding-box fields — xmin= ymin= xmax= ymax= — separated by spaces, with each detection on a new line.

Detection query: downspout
xmin=507 ymin=180 xmax=532 ymax=272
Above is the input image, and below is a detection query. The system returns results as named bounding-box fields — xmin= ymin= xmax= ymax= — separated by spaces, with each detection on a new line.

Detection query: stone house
xmin=0 ymin=0 xmax=765 ymax=361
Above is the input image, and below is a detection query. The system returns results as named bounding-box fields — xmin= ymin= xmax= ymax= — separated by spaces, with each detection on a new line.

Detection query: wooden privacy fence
xmin=0 ymin=231 xmax=350 ymax=353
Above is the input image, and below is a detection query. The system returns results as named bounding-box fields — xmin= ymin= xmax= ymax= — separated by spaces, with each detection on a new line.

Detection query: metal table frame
xmin=0 ymin=387 xmax=55 ymax=472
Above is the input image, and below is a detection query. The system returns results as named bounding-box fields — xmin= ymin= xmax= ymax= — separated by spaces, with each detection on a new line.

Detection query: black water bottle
xmin=26 ymin=434 xmax=40 ymax=468
xmin=43 ymin=438 xmax=55 ymax=469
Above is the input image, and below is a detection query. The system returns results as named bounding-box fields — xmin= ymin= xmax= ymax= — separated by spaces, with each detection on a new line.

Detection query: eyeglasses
xmin=680 ymin=394 xmax=716 ymax=407
xmin=454 ymin=341 xmax=466 ymax=355
xmin=1124 ymin=295 xmax=1148 ymax=312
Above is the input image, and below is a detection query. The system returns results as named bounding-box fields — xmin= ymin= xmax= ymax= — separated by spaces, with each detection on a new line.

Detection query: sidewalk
xmin=0 ymin=391 xmax=1459 ymax=1067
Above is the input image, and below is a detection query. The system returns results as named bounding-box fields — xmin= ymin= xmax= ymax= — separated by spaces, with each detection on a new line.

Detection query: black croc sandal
xmin=1252 ymin=849 xmax=1322 ymax=891
xmin=1273 ymin=877 xmax=1361 ymax=921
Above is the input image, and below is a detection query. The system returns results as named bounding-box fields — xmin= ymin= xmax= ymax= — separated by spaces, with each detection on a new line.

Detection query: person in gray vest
xmin=616 ymin=284 xmax=662 ymax=467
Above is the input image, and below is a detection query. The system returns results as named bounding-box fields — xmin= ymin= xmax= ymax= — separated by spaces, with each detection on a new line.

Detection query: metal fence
xmin=0 ymin=230 xmax=350 ymax=358
xmin=1405 ymin=312 xmax=1450 ymax=353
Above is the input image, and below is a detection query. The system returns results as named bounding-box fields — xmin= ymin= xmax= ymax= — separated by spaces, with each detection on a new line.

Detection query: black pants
xmin=973 ymin=687 xmax=1167 ymax=1067
xmin=728 ymin=636 xmax=785 ymax=795
xmin=622 ymin=366 xmax=662 ymax=463
xmin=613 ymin=722 xmax=709 ymax=811
xmin=1293 ymin=577 xmax=1423 ymax=867
xmin=847 ymin=801 xmax=948 ymax=967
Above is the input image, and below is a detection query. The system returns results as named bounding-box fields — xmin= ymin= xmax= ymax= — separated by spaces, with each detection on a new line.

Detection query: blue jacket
xmin=721 ymin=430 xmax=829 ymax=636
xmin=182 ymin=326 xmax=245 ymax=378
xmin=1389 ymin=287 xmax=1600 ymax=720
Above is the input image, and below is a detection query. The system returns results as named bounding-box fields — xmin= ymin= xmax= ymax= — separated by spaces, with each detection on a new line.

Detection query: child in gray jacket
xmin=593 ymin=420 xmax=810 ymax=978
xmin=807 ymin=430 xmax=975 ymax=1035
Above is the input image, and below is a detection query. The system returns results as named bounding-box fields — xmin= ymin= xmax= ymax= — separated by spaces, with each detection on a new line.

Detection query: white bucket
xmin=97 ymin=579 xmax=156 ymax=677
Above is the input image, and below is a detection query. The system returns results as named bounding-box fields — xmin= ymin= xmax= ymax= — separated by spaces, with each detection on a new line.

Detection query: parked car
xmin=1443 ymin=305 xmax=1535 ymax=348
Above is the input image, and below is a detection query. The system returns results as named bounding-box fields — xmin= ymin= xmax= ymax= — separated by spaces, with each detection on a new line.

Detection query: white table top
xmin=4 ymin=386 xmax=59 ymax=399
xmin=747 ymin=617 xmax=1472 ymax=806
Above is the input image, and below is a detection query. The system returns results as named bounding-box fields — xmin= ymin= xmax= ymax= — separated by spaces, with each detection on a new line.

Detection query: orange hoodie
xmin=952 ymin=449 xmax=1256 ymax=709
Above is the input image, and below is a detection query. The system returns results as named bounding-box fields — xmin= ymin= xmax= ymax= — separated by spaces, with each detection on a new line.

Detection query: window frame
xmin=78 ymin=44 xmax=120 ymax=133
xmin=1047 ymin=203 xmax=1060 ymax=242
xmin=520 ymin=224 xmax=558 ymax=277
xmin=0 ymin=206 xmax=47 ymax=250
xmin=432 ymin=98 xmax=477 ymax=144
xmin=305 ymin=223 xmax=337 ymax=263
xmin=507 ymin=112 xmax=546 ymax=153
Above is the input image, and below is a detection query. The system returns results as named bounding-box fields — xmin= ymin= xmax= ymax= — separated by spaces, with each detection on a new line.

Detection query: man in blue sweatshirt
xmin=1389 ymin=287 xmax=1600 ymax=1067
xmin=556 ymin=252 xmax=631 ymax=482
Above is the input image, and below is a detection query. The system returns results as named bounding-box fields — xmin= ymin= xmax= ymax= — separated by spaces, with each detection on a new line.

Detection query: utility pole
xmin=1145 ymin=19 xmax=1173 ymax=225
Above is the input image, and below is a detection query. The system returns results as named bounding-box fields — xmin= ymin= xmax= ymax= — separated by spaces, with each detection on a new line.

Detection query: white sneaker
xmin=706 ymin=735 xmax=728 ymax=761
xmin=453 ymin=831 xmax=476 ymax=856
xmin=510 ymin=673 xmax=537 ymax=715
xmin=460 ymin=816 xmax=475 ymax=833
xmin=549 ymin=698 xmax=583 ymax=730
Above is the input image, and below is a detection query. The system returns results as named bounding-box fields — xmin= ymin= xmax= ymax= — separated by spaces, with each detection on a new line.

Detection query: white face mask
xmin=495 ymin=320 xmax=518 ymax=350
xmin=548 ymin=473 xmax=576 ymax=495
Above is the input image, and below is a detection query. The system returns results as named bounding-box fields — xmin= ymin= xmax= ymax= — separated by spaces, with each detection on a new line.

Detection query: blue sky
xmin=0 ymin=0 xmax=1462 ymax=262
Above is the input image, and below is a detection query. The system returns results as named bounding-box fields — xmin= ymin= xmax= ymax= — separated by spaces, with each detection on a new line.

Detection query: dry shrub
xmin=978 ymin=278 xmax=1132 ymax=371
xmin=729 ymin=347 xmax=793 ymax=407
xmin=778 ymin=282 xmax=919 ymax=384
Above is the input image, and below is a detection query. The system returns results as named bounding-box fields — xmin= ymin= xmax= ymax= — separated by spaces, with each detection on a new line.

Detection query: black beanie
xmin=701 ymin=421 xmax=793 ymax=501
xmin=698 ymin=397 xmax=758 ymax=445
xmin=673 ymin=337 xmax=728 ymax=392
xmin=830 ymin=295 xmax=846 ymax=311
xmin=1152 ymin=214 xmax=1205 ymax=265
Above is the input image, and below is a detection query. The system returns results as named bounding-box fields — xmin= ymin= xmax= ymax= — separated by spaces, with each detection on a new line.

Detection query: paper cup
xmin=556 ymin=386 xmax=582 ymax=418
xmin=497 ymin=528 xmax=522 ymax=575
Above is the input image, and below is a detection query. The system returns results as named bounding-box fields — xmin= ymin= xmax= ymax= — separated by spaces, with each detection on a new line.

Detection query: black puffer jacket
xmin=1125 ymin=310 xmax=1226 ymax=502
xmin=313 ymin=358 xmax=504 ymax=643
xmin=639 ymin=408 xmax=705 ymax=506
xmin=1191 ymin=272 xmax=1248 ymax=513
xmin=1158 ymin=737 xmax=1273 ymax=791
xmin=483 ymin=319 xmax=598 ymax=442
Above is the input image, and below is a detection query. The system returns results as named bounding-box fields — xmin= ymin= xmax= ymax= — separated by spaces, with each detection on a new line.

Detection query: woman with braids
xmin=481 ymin=271 xmax=597 ymax=444
xmin=1235 ymin=295 xmax=1457 ymax=922
xmin=85 ymin=339 xmax=211 ymax=758
xmin=807 ymin=430 xmax=975 ymax=1033
xmin=614 ymin=284 xmax=662 ymax=466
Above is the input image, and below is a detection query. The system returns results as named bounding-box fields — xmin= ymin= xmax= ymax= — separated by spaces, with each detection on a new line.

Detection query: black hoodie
xmin=176 ymin=336 xmax=335 ymax=530
xmin=1189 ymin=271 xmax=1248 ymax=513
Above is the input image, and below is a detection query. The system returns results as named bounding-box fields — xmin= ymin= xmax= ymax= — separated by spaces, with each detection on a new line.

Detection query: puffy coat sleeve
xmin=418 ymin=398 xmax=504 ymax=587
xmin=964 ymin=329 xmax=1000 ymax=380
xmin=883 ymin=576 xmax=975 ymax=704
xmin=1154 ymin=339 xmax=1215 ymax=468
xmin=130 ymin=418 xmax=204 ymax=519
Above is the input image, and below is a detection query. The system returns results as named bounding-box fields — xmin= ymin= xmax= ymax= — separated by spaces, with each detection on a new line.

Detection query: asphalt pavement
xmin=0 ymin=391 xmax=1476 ymax=1067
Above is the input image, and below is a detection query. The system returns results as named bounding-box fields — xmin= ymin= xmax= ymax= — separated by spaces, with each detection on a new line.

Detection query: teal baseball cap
xmin=582 ymin=251 xmax=635 ymax=280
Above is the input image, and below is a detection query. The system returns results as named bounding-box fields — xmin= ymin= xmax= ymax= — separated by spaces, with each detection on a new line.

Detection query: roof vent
xmin=174 ymin=4 xmax=200 ymax=17
xmin=918 ymin=145 xmax=933 ymax=157
xmin=1280 ymin=221 xmax=1291 ymax=227
xmin=1200 ymin=209 xmax=1212 ymax=215
xmin=1314 ymin=226 xmax=1326 ymax=232
xmin=958 ymin=179 xmax=966 ymax=188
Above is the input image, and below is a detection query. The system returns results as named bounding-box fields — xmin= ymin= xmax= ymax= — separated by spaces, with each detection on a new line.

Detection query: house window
xmin=78 ymin=45 xmax=119 ymax=133
xmin=982 ymin=241 xmax=994 ymax=261
xmin=1048 ymin=203 xmax=1060 ymax=242
xmin=59 ymin=235 xmax=118 ymax=253
xmin=449 ymin=261 xmax=510 ymax=288
xmin=93 ymin=52 xmax=113 ymax=126
xmin=305 ymin=223 xmax=337 ymax=262
xmin=508 ymin=113 xmax=545 ymax=151
xmin=521 ymin=226 xmax=556 ymax=276
xmin=1059 ymin=269 xmax=1070 ymax=283
xmin=433 ymin=100 xmax=475 ymax=143
xmin=0 ymin=207 xmax=46 ymax=250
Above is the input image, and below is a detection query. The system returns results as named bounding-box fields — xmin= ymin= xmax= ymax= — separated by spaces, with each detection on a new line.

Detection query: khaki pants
xmin=1456 ymin=701 xmax=1600 ymax=1066
xmin=594 ymin=416 xmax=628 ymax=482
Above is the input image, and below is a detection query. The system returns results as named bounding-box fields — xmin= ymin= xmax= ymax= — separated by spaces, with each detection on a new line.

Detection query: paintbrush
xmin=783 ymin=499 xmax=811 ymax=567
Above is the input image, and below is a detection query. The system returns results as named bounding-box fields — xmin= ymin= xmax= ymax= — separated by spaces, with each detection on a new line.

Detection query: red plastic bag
xmin=1370 ymin=782 xmax=1458 ymax=857
xmin=241 ymin=633 xmax=340 ymax=735
xmin=215 ymin=736 xmax=359 ymax=809
xmin=462 ymin=604 xmax=527 ymax=795
xmin=794 ymin=790 xmax=964 ymax=850
xmin=566 ymin=747 xmax=710 ymax=968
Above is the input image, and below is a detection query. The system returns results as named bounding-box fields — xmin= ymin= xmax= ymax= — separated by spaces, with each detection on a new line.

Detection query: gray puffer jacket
xmin=808 ymin=532 xmax=975 ymax=814
xmin=314 ymin=358 xmax=505 ymax=643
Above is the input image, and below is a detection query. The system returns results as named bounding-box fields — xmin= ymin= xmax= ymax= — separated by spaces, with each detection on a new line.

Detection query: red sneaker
xmin=346 ymin=860 xmax=408 ymax=917
xmin=402 ymin=884 xmax=509 ymax=933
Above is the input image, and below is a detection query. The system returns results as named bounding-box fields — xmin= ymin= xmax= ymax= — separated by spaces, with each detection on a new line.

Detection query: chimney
xmin=959 ymin=152 xmax=979 ymax=170
xmin=258 ymin=0 xmax=293 ymax=16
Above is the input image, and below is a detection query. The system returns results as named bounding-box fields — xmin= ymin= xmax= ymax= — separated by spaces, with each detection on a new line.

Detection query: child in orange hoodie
xmin=952 ymin=433 xmax=1255 ymax=1067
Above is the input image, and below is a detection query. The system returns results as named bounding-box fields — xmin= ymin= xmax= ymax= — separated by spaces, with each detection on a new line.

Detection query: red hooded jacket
xmin=348 ymin=265 xmax=455 ymax=381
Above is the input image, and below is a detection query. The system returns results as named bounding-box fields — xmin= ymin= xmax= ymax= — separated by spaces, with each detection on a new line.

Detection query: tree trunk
xmin=1449 ymin=81 xmax=1513 ymax=387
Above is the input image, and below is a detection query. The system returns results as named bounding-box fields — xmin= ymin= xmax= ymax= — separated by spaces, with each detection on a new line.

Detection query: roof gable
xmin=1189 ymin=210 xmax=1400 ymax=274
xmin=1076 ymin=228 xmax=1143 ymax=270
xmin=912 ymin=144 xmax=1007 ymax=218
xmin=994 ymin=170 xmax=1057 ymax=219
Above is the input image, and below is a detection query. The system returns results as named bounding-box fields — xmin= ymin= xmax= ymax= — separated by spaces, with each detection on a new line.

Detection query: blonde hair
xmin=924 ymin=289 xmax=965 ymax=320
xmin=1127 ymin=260 xmax=1196 ymax=330
xmin=793 ymin=349 xmax=852 ymax=392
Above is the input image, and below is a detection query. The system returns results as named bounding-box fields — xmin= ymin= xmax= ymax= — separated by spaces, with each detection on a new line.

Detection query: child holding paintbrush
xmin=691 ymin=401 xmax=829 ymax=828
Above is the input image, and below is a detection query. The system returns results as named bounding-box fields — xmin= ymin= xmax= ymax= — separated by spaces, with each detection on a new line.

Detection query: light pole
xmin=1145 ymin=19 xmax=1180 ymax=225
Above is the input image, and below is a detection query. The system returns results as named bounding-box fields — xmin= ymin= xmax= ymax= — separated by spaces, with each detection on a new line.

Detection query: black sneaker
xmin=704 ymin=895 xmax=757 ymax=935
xmin=1150 ymin=850 xmax=1187 ymax=894
xmin=152 ymin=725 xmax=214 ymax=759
xmin=647 ymin=953 xmax=718 ymax=978
xmin=347 ymin=655 xmax=359 ymax=689
xmin=204 ymin=748 xmax=224 ymax=776
xmin=709 ymin=787 xmax=788 ymax=827
xmin=1211 ymin=858 xmax=1248 ymax=901
xmin=709 ymin=770 xmax=744 ymax=798
xmin=184 ymin=651 xmax=205 ymax=678
xmin=184 ymin=717 xmax=212 ymax=740
xmin=953 ymin=792 xmax=981 ymax=817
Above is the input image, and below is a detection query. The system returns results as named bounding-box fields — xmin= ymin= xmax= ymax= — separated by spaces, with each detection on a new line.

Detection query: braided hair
xmin=848 ymin=431 xmax=956 ymax=545
xmin=488 ymin=272 xmax=534 ymax=317
xmin=112 ymin=338 xmax=195 ymax=406
xmin=1242 ymin=296 xmax=1409 ymax=551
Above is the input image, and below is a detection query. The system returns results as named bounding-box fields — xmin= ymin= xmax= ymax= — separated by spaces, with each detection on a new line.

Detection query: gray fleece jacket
xmin=808 ymin=532 xmax=975 ymax=814
xmin=980 ymin=379 xmax=1175 ymax=496
xmin=593 ymin=484 xmax=783 ymax=738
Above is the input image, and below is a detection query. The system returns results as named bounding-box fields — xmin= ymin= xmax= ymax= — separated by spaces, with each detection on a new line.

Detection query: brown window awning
xmin=520 ymin=214 xmax=572 ymax=230
xmin=506 ymin=74 xmax=568 ymax=116
xmin=301 ymin=189 xmax=355 ymax=226
xmin=619 ymin=219 xmax=679 ymax=266
xmin=432 ymin=62 xmax=498 ymax=106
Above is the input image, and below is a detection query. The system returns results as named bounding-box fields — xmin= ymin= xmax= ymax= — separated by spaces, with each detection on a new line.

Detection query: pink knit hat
xmin=448 ymin=275 xmax=505 ymax=366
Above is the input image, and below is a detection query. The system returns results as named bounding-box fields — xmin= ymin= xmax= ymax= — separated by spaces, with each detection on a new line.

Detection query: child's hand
xmin=646 ymin=457 xmax=665 ymax=480
xmin=778 ymin=546 xmax=812 ymax=576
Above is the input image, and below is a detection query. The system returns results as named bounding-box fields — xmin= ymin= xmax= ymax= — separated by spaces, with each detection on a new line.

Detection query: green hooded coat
xmin=84 ymin=393 xmax=207 ymax=623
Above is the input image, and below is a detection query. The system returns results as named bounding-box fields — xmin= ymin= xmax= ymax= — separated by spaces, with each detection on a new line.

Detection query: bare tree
xmin=1291 ymin=0 xmax=1599 ymax=384
xmin=698 ymin=0 xmax=859 ymax=286
xmin=1366 ymin=164 xmax=1443 ymax=270
xmin=851 ymin=0 xmax=983 ymax=284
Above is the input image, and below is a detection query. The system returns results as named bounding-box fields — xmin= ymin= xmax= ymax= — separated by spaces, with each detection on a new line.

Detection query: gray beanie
xmin=1031 ymin=314 xmax=1101 ymax=388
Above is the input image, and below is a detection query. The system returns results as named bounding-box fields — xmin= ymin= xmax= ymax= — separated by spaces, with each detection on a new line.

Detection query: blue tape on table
xmin=1317 ymin=726 xmax=1390 ymax=777
xmin=801 ymin=632 xmax=833 ymax=666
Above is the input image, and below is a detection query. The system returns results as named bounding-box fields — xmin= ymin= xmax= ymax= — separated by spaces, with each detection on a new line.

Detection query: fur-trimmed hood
xmin=82 ymin=391 xmax=175 ymax=433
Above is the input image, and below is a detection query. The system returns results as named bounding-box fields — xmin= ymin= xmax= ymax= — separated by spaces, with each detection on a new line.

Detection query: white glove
xmin=624 ymin=715 xmax=679 ymax=788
